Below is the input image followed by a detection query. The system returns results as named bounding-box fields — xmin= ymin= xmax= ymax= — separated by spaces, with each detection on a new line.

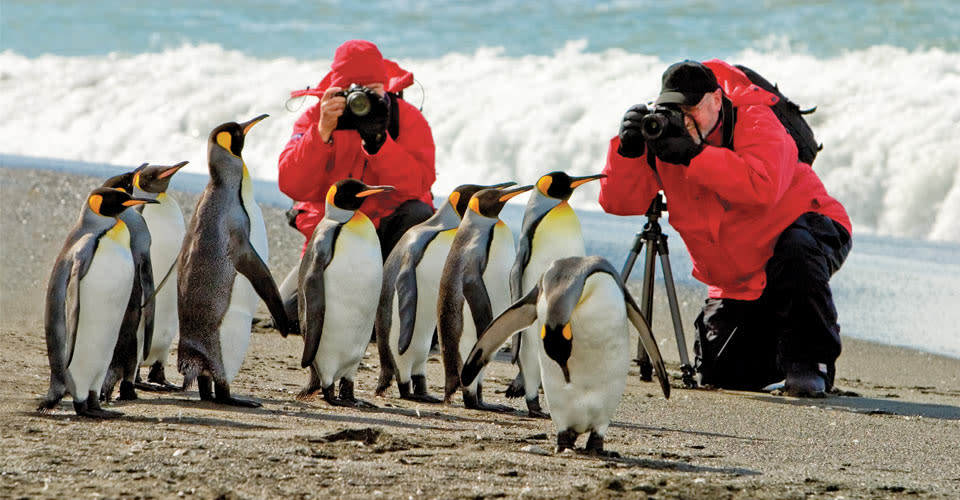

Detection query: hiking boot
xmin=783 ymin=362 xmax=829 ymax=398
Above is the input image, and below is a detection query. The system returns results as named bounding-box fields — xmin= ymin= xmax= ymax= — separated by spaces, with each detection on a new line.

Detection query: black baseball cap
xmin=655 ymin=60 xmax=719 ymax=106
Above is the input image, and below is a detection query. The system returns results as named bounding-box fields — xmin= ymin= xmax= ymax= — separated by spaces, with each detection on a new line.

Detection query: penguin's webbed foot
xmin=556 ymin=429 xmax=578 ymax=453
xmin=463 ymin=391 xmax=515 ymax=413
xmin=142 ymin=362 xmax=182 ymax=391
xmin=76 ymin=394 xmax=123 ymax=419
xmin=582 ymin=432 xmax=619 ymax=458
xmin=334 ymin=379 xmax=378 ymax=409
xmin=504 ymin=373 xmax=525 ymax=399
xmin=213 ymin=382 xmax=261 ymax=408
xmin=117 ymin=381 xmax=138 ymax=401
xmin=525 ymin=397 xmax=550 ymax=419
xmin=403 ymin=375 xmax=441 ymax=404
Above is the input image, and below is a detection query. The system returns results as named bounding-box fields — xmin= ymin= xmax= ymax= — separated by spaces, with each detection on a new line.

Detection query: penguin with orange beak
xmin=297 ymin=178 xmax=395 ymax=407
xmin=39 ymin=187 xmax=158 ymax=418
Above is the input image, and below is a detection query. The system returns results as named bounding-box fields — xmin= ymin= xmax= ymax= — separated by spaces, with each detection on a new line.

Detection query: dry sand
xmin=1 ymin=166 xmax=959 ymax=499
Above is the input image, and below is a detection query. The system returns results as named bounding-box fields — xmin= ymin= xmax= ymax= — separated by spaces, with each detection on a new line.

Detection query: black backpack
xmin=735 ymin=65 xmax=821 ymax=165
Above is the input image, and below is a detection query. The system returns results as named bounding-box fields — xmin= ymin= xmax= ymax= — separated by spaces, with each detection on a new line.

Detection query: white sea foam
xmin=2 ymin=42 xmax=958 ymax=241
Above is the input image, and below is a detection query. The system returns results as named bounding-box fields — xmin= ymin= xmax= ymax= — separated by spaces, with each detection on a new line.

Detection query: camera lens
xmin=346 ymin=92 xmax=371 ymax=116
xmin=640 ymin=114 xmax=668 ymax=141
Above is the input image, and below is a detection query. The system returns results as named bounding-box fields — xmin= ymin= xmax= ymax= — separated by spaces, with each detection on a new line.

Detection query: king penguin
xmin=99 ymin=168 xmax=156 ymax=403
xmin=436 ymin=184 xmax=533 ymax=412
xmin=177 ymin=115 xmax=292 ymax=407
xmin=131 ymin=161 xmax=189 ymax=391
xmin=297 ymin=178 xmax=395 ymax=407
xmin=462 ymin=256 xmax=671 ymax=455
xmin=506 ymin=171 xmax=606 ymax=418
xmin=374 ymin=181 xmax=516 ymax=403
xmin=39 ymin=187 xmax=157 ymax=418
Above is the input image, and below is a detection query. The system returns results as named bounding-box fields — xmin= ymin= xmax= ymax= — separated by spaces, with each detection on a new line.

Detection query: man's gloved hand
xmin=617 ymin=104 xmax=650 ymax=158
xmin=650 ymin=133 xmax=704 ymax=166
xmin=357 ymin=93 xmax=391 ymax=154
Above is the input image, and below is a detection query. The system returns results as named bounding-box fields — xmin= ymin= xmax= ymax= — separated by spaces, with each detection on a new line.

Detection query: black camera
xmin=640 ymin=105 xmax=687 ymax=141
xmin=335 ymin=84 xmax=389 ymax=131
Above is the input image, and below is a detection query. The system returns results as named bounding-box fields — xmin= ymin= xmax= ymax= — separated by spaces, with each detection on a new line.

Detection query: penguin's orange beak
xmin=498 ymin=184 xmax=534 ymax=202
xmin=240 ymin=114 xmax=269 ymax=135
xmin=569 ymin=173 xmax=606 ymax=188
xmin=357 ymin=185 xmax=396 ymax=198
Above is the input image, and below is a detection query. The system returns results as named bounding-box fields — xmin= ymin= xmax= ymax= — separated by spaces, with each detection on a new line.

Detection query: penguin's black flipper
xmin=462 ymin=285 xmax=539 ymax=387
xmin=235 ymin=240 xmax=291 ymax=336
xmin=138 ymin=248 xmax=156 ymax=359
xmin=297 ymin=220 xmax=339 ymax=367
xmin=622 ymin=288 xmax=670 ymax=400
xmin=395 ymin=255 xmax=420 ymax=355
xmin=463 ymin=272 xmax=494 ymax=336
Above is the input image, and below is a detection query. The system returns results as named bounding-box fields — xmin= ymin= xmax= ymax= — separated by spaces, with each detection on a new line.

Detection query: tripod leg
xmin=635 ymin=238 xmax=656 ymax=380
xmin=657 ymin=240 xmax=696 ymax=388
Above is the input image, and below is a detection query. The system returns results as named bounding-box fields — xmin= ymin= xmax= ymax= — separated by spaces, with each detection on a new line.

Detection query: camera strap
xmin=387 ymin=92 xmax=401 ymax=141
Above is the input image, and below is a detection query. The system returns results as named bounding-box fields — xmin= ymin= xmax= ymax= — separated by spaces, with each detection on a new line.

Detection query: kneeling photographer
xmin=277 ymin=40 xmax=437 ymax=321
xmin=598 ymin=60 xmax=852 ymax=397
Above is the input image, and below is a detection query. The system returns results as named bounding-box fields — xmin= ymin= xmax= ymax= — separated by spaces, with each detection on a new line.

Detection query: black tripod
xmin=620 ymin=192 xmax=697 ymax=388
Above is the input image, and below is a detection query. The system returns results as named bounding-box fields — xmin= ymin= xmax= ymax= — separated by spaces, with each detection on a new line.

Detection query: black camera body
xmin=334 ymin=84 xmax=389 ymax=131
xmin=640 ymin=105 xmax=687 ymax=141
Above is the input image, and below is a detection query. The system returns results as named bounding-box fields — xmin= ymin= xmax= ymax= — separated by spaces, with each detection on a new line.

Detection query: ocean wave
xmin=1 ymin=42 xmax=958 ymax=242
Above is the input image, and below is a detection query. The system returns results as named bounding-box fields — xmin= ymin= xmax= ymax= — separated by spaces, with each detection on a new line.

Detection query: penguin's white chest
xmin=219 ymin=183 xmax=268 ymax=382
xmin=314 ymin=215 xmax=382 ymax=383
xmin=69 ymin=224 xmax=135 ymax=396
xmin=141 ymin=195 xmax=186 ymax=364
xmin=483 ymin=222 xmax=516 ymax=316
xmin=540 ymin=273 xmax=630 ymax=435
xmin=524 ymin=203 xmax=584 ymax=291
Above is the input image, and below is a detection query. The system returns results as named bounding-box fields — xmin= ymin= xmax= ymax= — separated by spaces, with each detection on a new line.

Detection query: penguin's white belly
xmin=141 ymin=198 xmax=186 ymax=365
xmin=485 ymin=223 xmax=516 ymax=316
xmin=219 ymin=275 xmax=256 ymax=382
xmin=314 ymin=223 xmax=382 ymax=386
xmin=540 ymin=273 xmax=630 ymax=435
xmin=68 ymin=236 xmax=134 ymax=400
xmin=217 ymin=190 xmax=268 ymax=383
xmin=390 ymin=230 xmax=455 ymax=381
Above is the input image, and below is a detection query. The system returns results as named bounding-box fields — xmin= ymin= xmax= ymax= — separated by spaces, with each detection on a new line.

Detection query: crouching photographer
xmin=277 ymin=40 xmax=437 ymax=321
xmin=598 ymin=60 xmax=853 ymax=397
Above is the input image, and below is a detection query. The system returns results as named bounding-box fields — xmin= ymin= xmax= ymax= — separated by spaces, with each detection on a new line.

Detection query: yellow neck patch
xmin=104 ymin=220 xmax=130 ymax=246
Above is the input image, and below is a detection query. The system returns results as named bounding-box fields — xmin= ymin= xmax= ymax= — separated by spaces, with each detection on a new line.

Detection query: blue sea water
xmin=1 ymin=2 xmax=959 ymax=357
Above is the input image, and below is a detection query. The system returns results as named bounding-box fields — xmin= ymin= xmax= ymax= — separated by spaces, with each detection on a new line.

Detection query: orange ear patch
xmin=448 ymin=191 xmax=461 ymax=208
xmin=326 ymin=184 xmax=338 ymax=205
xmin=537 ymin=175 xmax=553 ymax=194
xmin=468 ymin=197 xmax=480 ymax=213
xmin=216 ymin=131 xmax=232 ymax=151
xmin=88 ymin=194 xmax=103 ymax=215
xmin=562 ymin=324 xmax=572 ymax=340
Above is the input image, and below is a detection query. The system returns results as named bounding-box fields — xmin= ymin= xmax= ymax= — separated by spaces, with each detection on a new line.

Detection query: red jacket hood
xmin=703 ymin=59 xmax=780 ymax=108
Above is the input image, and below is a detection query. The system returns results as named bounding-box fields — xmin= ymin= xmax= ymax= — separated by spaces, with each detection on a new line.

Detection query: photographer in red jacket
xmin=277 ymin=40 xmax=436 ymax=322
xmin=599 ymin=60 xmax=852 ymax=397
xmin=279 ymin=39 xmax=436 ymax=255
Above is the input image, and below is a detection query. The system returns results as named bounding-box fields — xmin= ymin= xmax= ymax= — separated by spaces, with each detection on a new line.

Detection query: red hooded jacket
xmin=599 ymin=59 xmax=851 ymax=300
xmin=278 ymin=40 xmax=436 ymax=241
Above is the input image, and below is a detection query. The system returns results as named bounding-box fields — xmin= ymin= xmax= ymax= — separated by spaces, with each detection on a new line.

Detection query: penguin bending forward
xmin=375 ymin=182 xmax=515 ymax=403
xmin=131 ymin=161 xmax=189 ymax=391
xmin=462 ymin=256 xmax=671 ymax=455
xmin=297 ymin=179 xmax=394 ymax=407
xmin=437 ymin=184 xmax=533 ymax=412
xmin=177 ymin=115 xmax=292 ymax=407
xmin=506 ymin=171 xmax=606 ymax=418
xmin=99 ymin=168 xmax=156 ymax=402
xmin=39 ymin=187 xmax=157 ymax=418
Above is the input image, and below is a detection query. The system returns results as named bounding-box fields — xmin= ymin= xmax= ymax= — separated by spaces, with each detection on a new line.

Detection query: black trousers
xmin=376 ymin=199 xmax=434 ymax=260
xmin=693 ymin=212 xmax=852 ymax=391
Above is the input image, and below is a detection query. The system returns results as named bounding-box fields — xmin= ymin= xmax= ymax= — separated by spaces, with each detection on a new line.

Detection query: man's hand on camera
xmin=318 ymin=87 xmax=345 ymax=143
xmin=650 ymin=133 xmax=704 ymax=166
xmin=617 ymin=104 xmax=649 ymax=158
xmin=357 ymin=93 xmax=391 ymax=154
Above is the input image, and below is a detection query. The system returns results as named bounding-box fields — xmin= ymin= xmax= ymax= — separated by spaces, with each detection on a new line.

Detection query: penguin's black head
xmin=536 ymin=171 xmax=607 ymax=200
xmin=326 ymin=178 xmax=395 ymax=211
xmin=468 ymin=184 xmax=533 ymax=218
xmin=134 ymin=161 xmax=188 ymax=194
xmin=449 ymin=181 xmax=517 ymax=218
xmin=101 ymin=170 xmax=136 ymax=194
xmin=209 ymin=114 xmax=269 ymax=158
xmin=87 ymin=187 xmax=157 ymax=217
xmin=541 ymin=322 xmax=573 ymax=383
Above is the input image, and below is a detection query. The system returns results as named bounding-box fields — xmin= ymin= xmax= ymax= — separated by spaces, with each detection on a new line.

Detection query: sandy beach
xmin=1 ymin=166 xmax=958 ymax=500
